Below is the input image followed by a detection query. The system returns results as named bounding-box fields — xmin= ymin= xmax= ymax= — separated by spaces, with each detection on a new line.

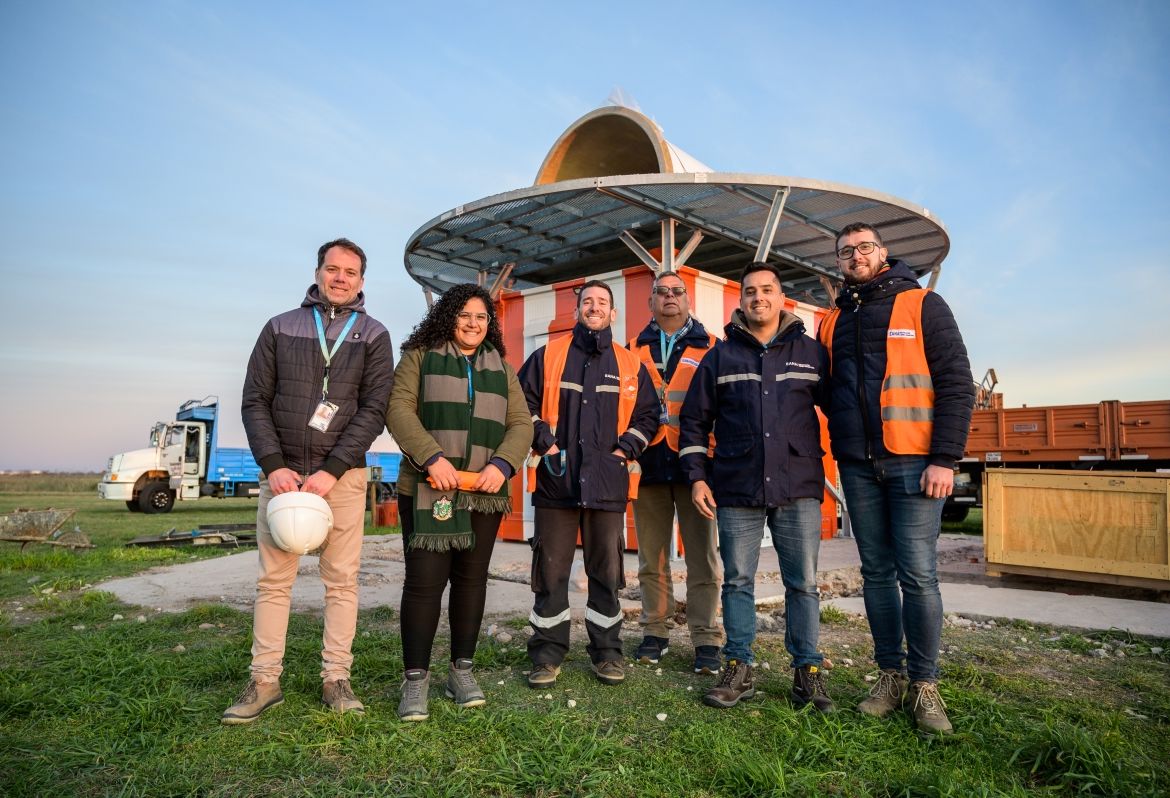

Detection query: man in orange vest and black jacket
xmin=518 ymin=280 xmax=660 ymax=688
xmin=818 ymin=222 xmax=974 ymax=735
xmin=628 ymin=271 xmax=724 ymax=674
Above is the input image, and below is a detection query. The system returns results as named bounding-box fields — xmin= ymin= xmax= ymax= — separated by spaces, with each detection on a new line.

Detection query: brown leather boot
xmin=791 ymin=664 xmax=836 ymax=713
xmin=322 ymin=678 xmax=365 ymax=714
xmin=702 ymin=660 xmax=755 ymax=708
xmin=221 ymin=679 xmax=283 ymax=725
xmin=909 ymin=681 xmax=953 ymax=735
xmin=592 ymin=659 xmax=626 ymax=685
xmin=858 ymin=668 xmax=909 ymax=718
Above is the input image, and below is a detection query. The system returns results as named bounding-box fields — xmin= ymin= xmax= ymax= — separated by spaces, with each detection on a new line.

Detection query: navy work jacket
xmin=679 ymin=310 xmax=828 ymax=508
xmin=519 ymin=323 xmax=660 ymax=512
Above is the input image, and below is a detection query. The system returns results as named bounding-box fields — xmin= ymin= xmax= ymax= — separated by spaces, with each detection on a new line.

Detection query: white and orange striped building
xmin=403 ymin=103 xmax=951 ymax=551
xmin=494 ymin=263 xmax=840 ymax=548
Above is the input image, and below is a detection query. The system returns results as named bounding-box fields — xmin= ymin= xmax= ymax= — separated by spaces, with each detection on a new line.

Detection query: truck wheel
xmin=125 ymin=500 xmax=142 ymax=512
xmin=941 ymin=505 xmax=969 ymax=523
xmin=139 ymin=483 xmax=176 ymax=514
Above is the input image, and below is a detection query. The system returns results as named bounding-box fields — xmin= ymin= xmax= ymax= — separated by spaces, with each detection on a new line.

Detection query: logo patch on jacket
xmin=681 ymin=357 xmax=701 ymax=367
xmin=888 ymin=329 xmax=916 ymax=339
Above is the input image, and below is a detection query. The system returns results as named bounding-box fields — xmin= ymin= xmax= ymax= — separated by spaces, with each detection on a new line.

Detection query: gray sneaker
xmin=322 ymin=678 xmax=365 ymax=714
xmin=909 ymin=681 xmax=953 ymax=735
xmin=221 ymin=679 xmax=283 ymax=725
xmin=398 ymin=669 xmax=430 ymax=722
xmin=445 ymin=658 xmax=486 ymax=708
xmin=857 ymin=668 xmax=908 ymax=718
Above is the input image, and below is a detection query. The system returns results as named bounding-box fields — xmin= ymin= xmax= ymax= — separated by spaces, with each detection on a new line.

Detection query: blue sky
xmin=2 ymin=0 xmax=1168 ymax=470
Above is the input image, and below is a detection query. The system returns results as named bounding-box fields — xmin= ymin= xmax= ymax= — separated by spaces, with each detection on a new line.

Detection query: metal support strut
xmin=753 ymin=187 xmax=790 ymax=263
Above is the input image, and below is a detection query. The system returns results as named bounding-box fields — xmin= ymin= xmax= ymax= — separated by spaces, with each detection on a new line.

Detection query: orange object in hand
xmin=426 ymin=470 xmax=481 ymax=492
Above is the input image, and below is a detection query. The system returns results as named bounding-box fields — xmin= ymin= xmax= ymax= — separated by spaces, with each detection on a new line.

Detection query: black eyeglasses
xmin=836 ymin=241 xmax=880 ymax=259
xmin=653 ymin=286 xmax=687 ymax=297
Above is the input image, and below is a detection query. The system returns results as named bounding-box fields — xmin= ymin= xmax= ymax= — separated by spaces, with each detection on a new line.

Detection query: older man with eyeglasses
xmin=627 ymin=271 xmax=724 ymax=674
xmin=817 ymin=222 xmax=974 ymax=735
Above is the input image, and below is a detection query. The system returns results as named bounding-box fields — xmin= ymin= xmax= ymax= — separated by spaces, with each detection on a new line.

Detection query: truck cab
xmin=99 ymin=397 xmax=399 ymax=514
xmin=98 ymin=432 xmax=178 ymax=513
xmin=98 ymin=398 xmax=261 ymax=514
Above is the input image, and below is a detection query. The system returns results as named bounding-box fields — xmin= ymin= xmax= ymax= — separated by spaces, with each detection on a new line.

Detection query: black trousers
xmin=527 ymin=506 xmax=626 ymax=665
xmin=399 ymin=495 xmax=502 ymax=671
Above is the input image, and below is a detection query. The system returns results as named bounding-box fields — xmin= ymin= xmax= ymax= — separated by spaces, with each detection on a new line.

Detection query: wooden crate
xmin=984 ymin=469 xmax=1170 ymax=589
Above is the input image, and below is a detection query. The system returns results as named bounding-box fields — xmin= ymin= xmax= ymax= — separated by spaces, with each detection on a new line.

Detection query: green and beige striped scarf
xmin=412 ymin=341 xmax=512 ymax=551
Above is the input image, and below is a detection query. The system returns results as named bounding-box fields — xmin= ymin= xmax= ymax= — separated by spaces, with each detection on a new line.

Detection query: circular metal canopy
xmin=404 ymin=171 xmax=948 ymax=308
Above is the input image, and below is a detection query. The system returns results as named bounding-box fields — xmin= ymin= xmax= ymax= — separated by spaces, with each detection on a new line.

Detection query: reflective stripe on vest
xmin=526 ymin=334 xmax=643 ymax=499
xmin=630 ymin=333 xmax=717 ymax=452
xmin=817 ymin=289 xmax=934 ymax=455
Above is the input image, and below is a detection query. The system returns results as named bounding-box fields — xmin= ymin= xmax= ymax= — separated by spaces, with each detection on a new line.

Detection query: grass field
xmin=1 ymin=477 xmax=1167 ymax=797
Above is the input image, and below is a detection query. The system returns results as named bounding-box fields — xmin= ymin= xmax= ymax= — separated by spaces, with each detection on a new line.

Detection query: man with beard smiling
xmin=817 ymin=223 xmax=973 ymax=735
xmin=679 ymin=262 xmax=834 ymax=713
xmin=518 ymin=280 xmax=660 ymax=688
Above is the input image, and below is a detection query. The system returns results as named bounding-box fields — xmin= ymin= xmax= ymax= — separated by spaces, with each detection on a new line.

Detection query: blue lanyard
xmin=465 ymin=355 xmax=474 ymax=403
xmin=658 ymin=327 xmax=685 ymax=376
xmin=312 ymin=308 xmax=358 ymax=399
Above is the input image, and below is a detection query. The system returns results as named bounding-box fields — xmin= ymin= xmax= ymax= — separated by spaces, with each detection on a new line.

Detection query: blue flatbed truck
xmin=98 ymin=397 xmax=400 ymax=514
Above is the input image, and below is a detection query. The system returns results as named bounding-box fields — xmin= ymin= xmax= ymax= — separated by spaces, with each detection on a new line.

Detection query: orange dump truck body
xmin=965 ymin=400 xmax=1170 ymax=464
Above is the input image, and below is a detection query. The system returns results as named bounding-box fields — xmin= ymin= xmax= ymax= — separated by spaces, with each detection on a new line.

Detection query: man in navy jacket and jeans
xmin=679 ymin=262 xmax=834 ymax=713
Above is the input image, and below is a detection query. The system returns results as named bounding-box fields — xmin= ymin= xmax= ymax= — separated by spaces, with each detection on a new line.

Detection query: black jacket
xmin=822 ymin=260 xmax=974 ymax=467
xmin=519 ymin=323 xmax=660 ymax=512
xmin=242 ymin=285 xmax=394 ymax=479
xmin=629 ymin=317 xmax=717 ymax=485
xmin=679 ymin=310 xmax=828 ymax=508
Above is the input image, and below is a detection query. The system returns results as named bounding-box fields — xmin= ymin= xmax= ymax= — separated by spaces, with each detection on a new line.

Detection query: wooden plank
xmin=984 ymin=469 xmax=1170 ymax=582
xmin=984 ymin=562 xmax=1170 ymax=591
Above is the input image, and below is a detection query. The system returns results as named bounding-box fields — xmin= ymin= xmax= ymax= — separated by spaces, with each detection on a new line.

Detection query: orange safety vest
xmin=630 ymin=333 xmax=717 ymax=453
xmin=818 ymin=288 xmax=934 ymax=455
xmin=525 ymin=334 xmax=644 ymax=499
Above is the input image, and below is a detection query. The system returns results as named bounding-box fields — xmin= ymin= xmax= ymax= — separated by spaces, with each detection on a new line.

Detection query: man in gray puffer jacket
xmin=223 ymin=238 xmax=394 ymax=724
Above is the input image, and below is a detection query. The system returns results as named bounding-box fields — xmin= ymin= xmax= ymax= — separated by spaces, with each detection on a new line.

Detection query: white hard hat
xmin=266 ymin=491 xmax=333 ymax=554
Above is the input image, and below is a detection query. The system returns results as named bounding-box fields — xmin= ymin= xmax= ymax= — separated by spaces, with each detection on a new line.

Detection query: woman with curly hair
xmin=385 ymin=283 xmax=532 ymax=721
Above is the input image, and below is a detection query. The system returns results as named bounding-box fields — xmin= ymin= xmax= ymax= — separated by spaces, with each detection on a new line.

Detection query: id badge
xmin=308 ymin=401 xmax=339 ymax=432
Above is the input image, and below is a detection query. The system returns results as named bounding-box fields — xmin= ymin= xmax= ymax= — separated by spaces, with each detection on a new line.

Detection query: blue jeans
xmin=838 ymin=456 xmax=944 ymax=682
xmin=716 ymin=500 xmax=823 ymax=668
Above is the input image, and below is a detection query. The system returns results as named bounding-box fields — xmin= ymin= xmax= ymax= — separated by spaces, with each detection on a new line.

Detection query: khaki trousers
xmin=632 ymin=482 xmax=724 ymax=646
xmin=250 ymin=467 xmax=367 ymax=684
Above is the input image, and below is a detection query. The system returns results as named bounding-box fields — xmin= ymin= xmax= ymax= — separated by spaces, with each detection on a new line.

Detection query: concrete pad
xmin=100 ymin=536 xmax=536 ymax=620
xmin=97 ymin=532 xmax=1170 ymax=638
xmin=827 ymin=583 xmax=1170 ymax=638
